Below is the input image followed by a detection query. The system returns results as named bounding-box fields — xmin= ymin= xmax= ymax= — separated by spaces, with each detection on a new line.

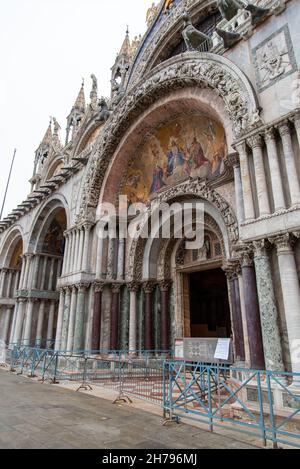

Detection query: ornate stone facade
xmin=0 ymin=0 xmax=300 ymax=379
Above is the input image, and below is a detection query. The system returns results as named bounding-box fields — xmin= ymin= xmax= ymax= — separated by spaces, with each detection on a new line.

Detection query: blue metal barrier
xmin=163 ymin=361 xmax=300 ymax=449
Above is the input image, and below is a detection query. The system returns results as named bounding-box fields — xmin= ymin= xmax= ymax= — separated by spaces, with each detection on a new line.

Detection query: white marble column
xmin=35 ymin=300 xmax=45 ymax=347
xmin=96 ymin=235 xmax=104 ymax=279
xmin=13 ymin=300 xmax=26 ymax=344
xmin=23 ymin=255 xmax=33 ymax=290
xmin=48 ymin=257 xmax=56 ymax=291
xmin=247 ymin=135 xmax=271 ymax=216
xmin=77 ymin=227 xmax=85 ymax=271
xmin=32 ymin=255 xmax=40 ymax=289
xmin=82 ymin=223 xmax=92 ymax=272
xmin=61 ymin=287 xmax=71 ymax=350
xmin=278 ymin=122 xmax=300 ymax=206
xmin=39 ymin=256 xmax=47 ymax=291
xmin=128 ymin=283 xmax=138 ymax=353
xmin=235 ymin=142 xmax=255 ymax=221
xmin=6 ymin=270 xmax=13 ymax=298
xmin=264 ymin=128 xmax=286 ymax=211
xmin=274 ymin=234 xmax=300 ymax=380
xmin=0 ymin=269 xmax=7 ymax=297
xmin=73 ymin=284 xmax=87 ymax=351
xmin=66 ymin=286 xmax=77 ymax=351
xmin=13 ymin=270 xmax=21 ymax=295
xmin=46 ymin=300 xmax=56 ymax=346
xmin=23 ymin=299 xmax=34 ymax=346
xmin=107 ymin=236 xmax=115 ymax=280
xmin=290 ymin=113 xmax=300 ymax=158
xmin=18 ymin=256 xmax=26 ymax=291
xmin=67 ymin=231 xmax=74 ymax=274
xmin=117 ymin=238 xmax=125 ymax=280
xmin=2 ymin=306 xmax=13 ymax=343
xmin=62 ymin=233 xmax=70 ymax=276
xmin=237 ymin=273 xmax=250 ymax=366
xmin=54 ymin=289 xmax=65 ymax=350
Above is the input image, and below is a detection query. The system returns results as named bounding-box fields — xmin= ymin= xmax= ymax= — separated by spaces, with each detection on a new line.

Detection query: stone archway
xmin=77 ymin=52 xmax=262 ymax=223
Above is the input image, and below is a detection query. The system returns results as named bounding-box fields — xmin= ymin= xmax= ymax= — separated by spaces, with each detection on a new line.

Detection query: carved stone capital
xmin=289 ymin=112 xmax=300 ymax=130
xmin=94 ymin=281 xmax=105 ymax=293
xmin=159 ymin=280 xmax=172 ymax=292
xmin=270 ymin=233 xmax=295 ymax=253
xmin=247 ymin=134 xmax=263 ymax=150
xmin=264 ymin=127 xmax=276 ymax=143
xmin=111 ymin=283 xmax=122 ymax=294
xmin=252 ymin=239 xmax=270 ymax=258
xmin=227 ymin=152 xmax=240 ymax=168
xmin=277 ymin=120 xmax=291 ymax=138
xmin=233 ymin=141 xmax=247 ymax=156
xmin=127 ymin=282 xmax=140 ymax=293
xmin=77 ymin=283 xmax=89 ymax=293
xmin=143 ymin=281 xmax=156 ymax=294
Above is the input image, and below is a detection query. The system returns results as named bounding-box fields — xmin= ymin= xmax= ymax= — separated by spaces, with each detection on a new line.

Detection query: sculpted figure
xmin=182 ymin=13 xmax=211 ymax=52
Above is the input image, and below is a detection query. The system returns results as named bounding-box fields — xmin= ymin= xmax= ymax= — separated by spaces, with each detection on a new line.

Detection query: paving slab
xmin=0 ymin=370 xmax=260 ymax=449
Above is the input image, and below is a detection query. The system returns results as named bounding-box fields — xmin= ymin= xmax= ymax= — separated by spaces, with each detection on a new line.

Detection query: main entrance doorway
xmin=187 ymin=268 xmax=231 ymax=338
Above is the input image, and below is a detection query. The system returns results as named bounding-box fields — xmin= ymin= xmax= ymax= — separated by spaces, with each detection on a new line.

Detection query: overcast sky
xmin=0 ymin=0 xmax=154 ymax=219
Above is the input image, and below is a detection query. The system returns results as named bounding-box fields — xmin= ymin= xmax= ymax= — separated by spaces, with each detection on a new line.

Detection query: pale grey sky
xmin=0 ymin=0 xmax=153 ymax=218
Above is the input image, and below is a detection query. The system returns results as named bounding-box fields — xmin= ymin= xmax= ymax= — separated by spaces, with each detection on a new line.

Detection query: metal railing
xmin=163 ymin=361 xmax=300 ymax=449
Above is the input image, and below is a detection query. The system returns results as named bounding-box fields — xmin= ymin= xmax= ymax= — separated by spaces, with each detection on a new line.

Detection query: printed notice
xmin=214 ymin=338 xmax=231 ymax=361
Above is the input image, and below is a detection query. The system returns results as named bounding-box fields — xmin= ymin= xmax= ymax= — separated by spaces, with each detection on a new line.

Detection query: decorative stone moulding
xmin=78 ymin=52 xmax=261 ymax=223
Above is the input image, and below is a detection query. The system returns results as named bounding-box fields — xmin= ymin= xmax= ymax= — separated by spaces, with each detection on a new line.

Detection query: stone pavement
xmin=0 ymin=369 xmax=259 ymax=449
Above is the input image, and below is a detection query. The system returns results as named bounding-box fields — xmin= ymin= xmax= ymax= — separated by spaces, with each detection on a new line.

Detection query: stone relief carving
xmin=253 ymin=24 xmax=298 ymax=92
xmin=77 ymin=53 xmax=261 ymax=223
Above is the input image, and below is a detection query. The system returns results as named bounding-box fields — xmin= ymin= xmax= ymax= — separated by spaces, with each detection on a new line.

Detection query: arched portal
xmin=10 ymin=201 xmax=68 ymax=348
xmin=0 ymin=228 xmax=24 ymax=344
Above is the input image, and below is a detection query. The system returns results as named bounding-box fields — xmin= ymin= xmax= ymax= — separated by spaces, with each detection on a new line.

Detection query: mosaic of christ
xmin=122 ymin=115 xmax=227 ymax=204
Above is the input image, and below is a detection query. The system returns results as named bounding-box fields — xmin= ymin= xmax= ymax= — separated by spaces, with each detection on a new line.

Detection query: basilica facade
xmin=0 ymin=0 xmax=300 ymax=374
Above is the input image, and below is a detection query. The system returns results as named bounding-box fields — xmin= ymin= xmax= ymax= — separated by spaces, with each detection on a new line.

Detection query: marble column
xmin=77 ymin=227 xmax=85 ymax=272
xmin=237 ymin=272 xmax=250 ymax=366
xmin=264 ymin=128 xmax=286 ymax=211
xmin=291 ymin=113 xmax=300 ymax=151
xmin=241 ymin=251 xmax=265 ymax=369
xmin=92 ymin=282 xmax=104 ymax=351
xmin=61 ymin=287 xmax=71 ymax=350
xmin=225 ymin=265 xmax=245 ymax=363
xmin=159 ymin=280 xmax=171 ymax=352
xmin=107 ymin=236 xmax=115 ymax=280
xmin=278 ymin=122 xmax=300 ymax=205
xmin=235 ymin=142 xmax=255 ymax=221
xmin=82 ymin=223 xmax=92 ymax=272
xmin=18 ymin=256 xmax=26 ymax=291
xmin=0 ymin=269 xmax=5 ymax=297
xmin=46 ymin=300 xmax=56 ymax=346
xmin=54 ymin=290 xmax=65 ymax=350
xmin=13 ymin=299 xmax=26 ymax=344
xmin=143 ymin=282 xmax=155 ymax=351
xmin=6 ymin=270 xmax=13 ymax=298
xmin=35 ymin=300 xmax=45 ymax=347
xmin=128 ymin=283 xmax=139 ymax=353
xmin=117 ymin=238 xmax=125 ymax=280
xmin=67 ymin=231 xmax=74 ymax=274
xmin=120 ymin=285 xmax=129 ymax=351
xmin=247 ymin=135 xmax=270 ymax=216
xmin=66 ymin=286 xmax=77 ymax=351
xmin=73 ymin=284 xmax=87 ymax=351
xmin=62 ymin=233 xmax=70 ymax=276
xmin=110 ymin=284 xmax=120 ymax=351
xmin=95 ymin=235 xmax=104 ymax=279
xmin=23 ymin=299 xmax=35 ymax=346
xmin=32 ymin=255 xmax=40 ymax=290
xmin=48 ymin=258 xmax=56 ymax=291
xmin=39 ymin=256 xmax=47 ymax=291
xmin=21 ymin=257 xmax=28 ymax=289
xmin=74 ymin=230 xmax=80 ymax=272
xmin=252 ymin=240 xmax=284 ymax=372
xmin=2 ymin=306 xmax=13 ymax=343
xmin=228 ymin=153 xmax=245 ymax=225
xmin=274 ymin=234 xmax=300 ymax=377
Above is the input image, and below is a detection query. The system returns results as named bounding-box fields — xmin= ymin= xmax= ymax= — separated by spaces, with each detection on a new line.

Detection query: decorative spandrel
xmin=121 ymin=115 xmax=227 ymax=204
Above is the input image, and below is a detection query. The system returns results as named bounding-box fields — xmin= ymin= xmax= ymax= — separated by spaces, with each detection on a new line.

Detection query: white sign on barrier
xmin=214 ymin=338 xmax=231 ymax=361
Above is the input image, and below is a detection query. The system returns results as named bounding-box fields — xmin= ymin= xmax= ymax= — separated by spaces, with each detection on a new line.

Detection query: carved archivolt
xmin=78 ymin=52 xmax=261 ymax=223
xmin=125 ymin=179 xmax=238 ymax=281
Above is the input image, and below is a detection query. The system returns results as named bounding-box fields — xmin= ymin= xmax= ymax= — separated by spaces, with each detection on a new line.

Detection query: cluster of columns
xmin=90 ymin=280 xmax=172 ymax=353
xmin=227 ymin=232 xmax=300 ymax=379
xmin=55 ymin=283 xmax=89 ymax=351
xmin=62 ymin=223 xmax=92 ymax=276
xmin=10 ymin=298 xmax=58 ymax=347
xmin=18 ymin=253 xmax=62 ymax=292
xmin=233 ymin=114 xmax=300 ymax=223
xmin=95 ymin=225 xmax=126 ymax=281
xmin=0 ymin=268 xmax=21 ymax=299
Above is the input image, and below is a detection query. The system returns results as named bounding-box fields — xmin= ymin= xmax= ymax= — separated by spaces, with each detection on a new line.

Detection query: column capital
xmin=77 ymin=283 xmax=89 ymax=293
xmin=127 ymin=282 xmax=140 ymax=293
xmin=233 ymin=141 xmax=247 ymax=155
xmin=223 ymin=260 xmax=240 ymax=280
xmin=94 ymin=281 xmax=105 ymax=293
xmin=83 ymin=221 xmax=93 ymax=232
xmin=159 ymin=279 xmax=172 ymax=292
xmin=227 ymin=152 xmax=240 ymax=168
xmin=289 ymin=112 xmax=300 ymax=129
xmin=264 ymin=126 xmax=276 ymax=143
xmin=143 ymin=281 xmax=156 ymax=294
xmin=247 ymin=134 xmax=263 ymax=149
xmin=111 ymin=283 xmax=122 ymax=294
xmin=270 ymin=233 xmax=295 ymax=254
xmin=251 ymin=239 xmax=270 ymax=258
xmin=276 ymin=120 xmax=291 ymax=137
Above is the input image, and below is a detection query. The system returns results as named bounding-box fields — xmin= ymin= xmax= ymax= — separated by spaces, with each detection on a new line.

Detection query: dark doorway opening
xmin=189 ymin=268 xmax=231 ymax=338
